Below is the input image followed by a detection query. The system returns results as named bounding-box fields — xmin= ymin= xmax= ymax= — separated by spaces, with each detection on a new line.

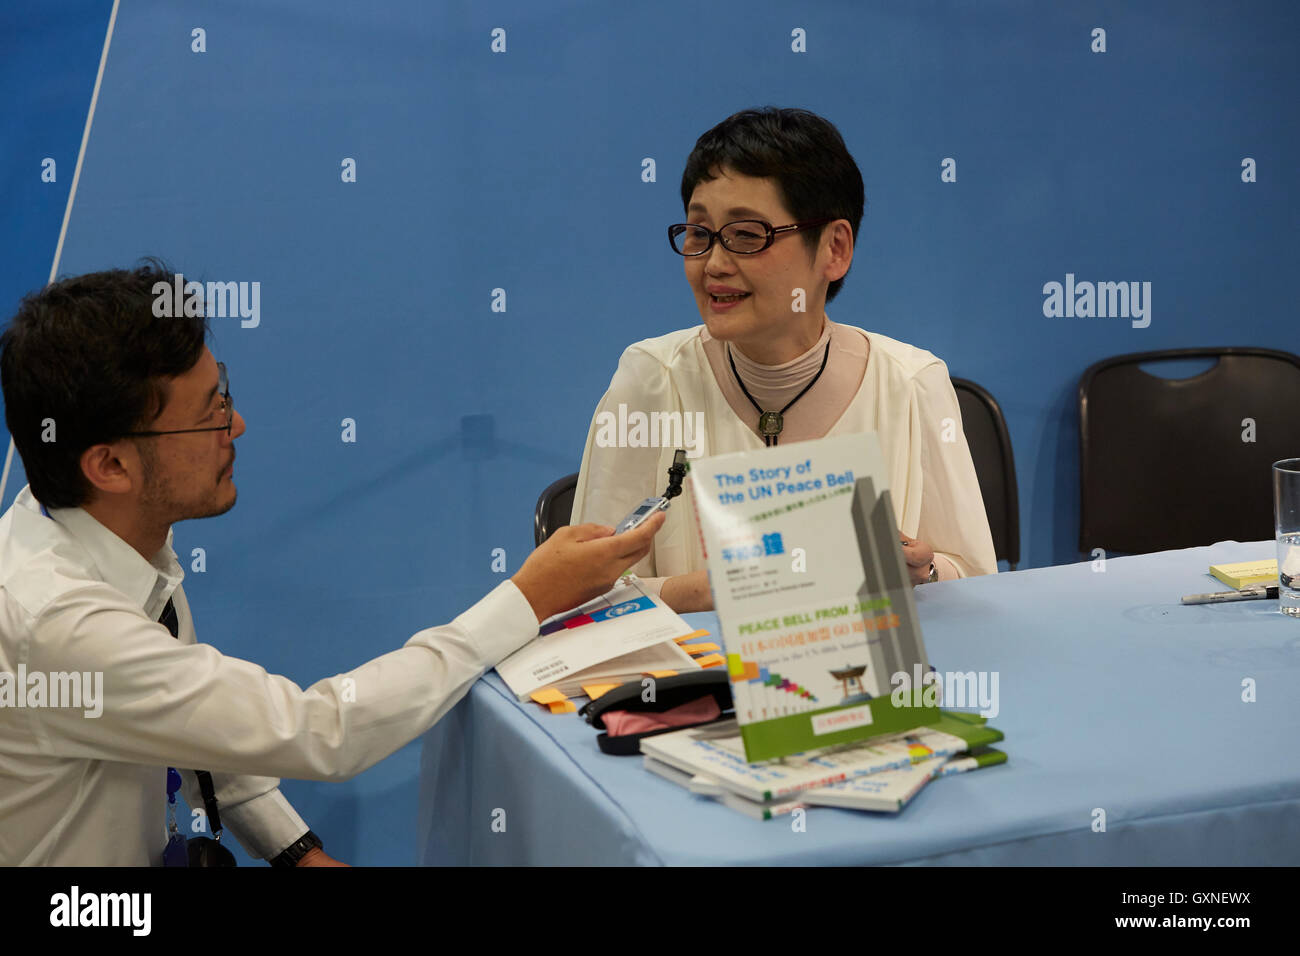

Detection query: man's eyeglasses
xmin=125 ymin=362 xmax=233 ymax=438
xmin=667 ymin=218 xmax=834 ymax=257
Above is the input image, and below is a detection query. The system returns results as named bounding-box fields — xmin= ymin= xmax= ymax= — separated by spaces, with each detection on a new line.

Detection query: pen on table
xmin=1180 ymin=585 xmax=1279 ymax=605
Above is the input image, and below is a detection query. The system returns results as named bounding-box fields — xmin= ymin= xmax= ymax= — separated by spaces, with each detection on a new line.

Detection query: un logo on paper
xmin=607 ymin=602 xmax=638 ymax=618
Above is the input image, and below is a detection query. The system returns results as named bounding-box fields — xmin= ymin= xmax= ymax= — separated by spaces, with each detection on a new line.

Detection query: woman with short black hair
xmin=571 ymin=107 xmax=997 ymax=612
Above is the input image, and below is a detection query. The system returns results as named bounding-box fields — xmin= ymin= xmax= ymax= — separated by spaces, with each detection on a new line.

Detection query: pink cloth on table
xmin=602 ymin=695 xmax=721 ymax=736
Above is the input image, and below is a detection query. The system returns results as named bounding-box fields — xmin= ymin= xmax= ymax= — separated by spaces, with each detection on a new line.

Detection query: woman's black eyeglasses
xmin=667 ymin=218 xmax=834 ymax=256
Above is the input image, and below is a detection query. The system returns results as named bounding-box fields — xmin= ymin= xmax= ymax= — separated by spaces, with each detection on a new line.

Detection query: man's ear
xmin=80 ymin=442 xmax=139 ymax=497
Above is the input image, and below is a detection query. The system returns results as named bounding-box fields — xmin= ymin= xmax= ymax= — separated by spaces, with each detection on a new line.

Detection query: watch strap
xmin=271 ymin=829 xmax=322 ymax=867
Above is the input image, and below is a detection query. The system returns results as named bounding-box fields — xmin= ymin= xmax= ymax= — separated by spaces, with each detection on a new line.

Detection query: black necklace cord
xmin=727 ymin=339 xmax=832 ymax=446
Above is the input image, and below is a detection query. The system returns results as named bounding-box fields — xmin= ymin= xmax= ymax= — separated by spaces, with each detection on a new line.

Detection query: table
xmin=417 ymin=541 xmax=1300 ymax=865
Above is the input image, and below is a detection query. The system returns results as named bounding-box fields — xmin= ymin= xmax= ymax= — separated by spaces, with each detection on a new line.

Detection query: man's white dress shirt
xmin=0 ymin=485 xmax=538 ymax=865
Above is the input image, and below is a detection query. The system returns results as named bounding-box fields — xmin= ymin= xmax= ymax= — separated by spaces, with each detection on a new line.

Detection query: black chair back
xmin=1078 ymin=347 xmax=1300 ymax=555
xmin=952 ymin=378 xmax=1021 ymax=570
xmin=534 ymin=472 xmax=578 ymax=546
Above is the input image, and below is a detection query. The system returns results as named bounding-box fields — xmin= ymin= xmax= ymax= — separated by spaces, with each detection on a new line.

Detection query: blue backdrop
xmin=3 ymin=0 xmax=1297 ymax=865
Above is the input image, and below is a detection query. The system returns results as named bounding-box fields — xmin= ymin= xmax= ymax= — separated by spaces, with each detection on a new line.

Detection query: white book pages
xmin=496 ymin=578 xmax=701 ymax=700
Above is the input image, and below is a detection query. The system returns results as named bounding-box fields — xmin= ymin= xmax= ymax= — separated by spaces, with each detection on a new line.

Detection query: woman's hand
xmin=898 ymin=532 xmax=935 ymax=586
xmin=659 ymin=569 xmax=713 ymax=613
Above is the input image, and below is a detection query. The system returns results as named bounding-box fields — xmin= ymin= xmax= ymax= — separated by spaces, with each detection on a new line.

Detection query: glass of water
xmin=1275 ymin=458 xmax=1300 ymax=618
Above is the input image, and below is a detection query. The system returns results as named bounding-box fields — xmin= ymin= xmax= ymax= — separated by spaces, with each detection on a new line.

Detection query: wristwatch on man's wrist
xmin=271 ymin=829 xmax=322 ymax=867
xmin=926 ymin=561 xmax=939 ymax=584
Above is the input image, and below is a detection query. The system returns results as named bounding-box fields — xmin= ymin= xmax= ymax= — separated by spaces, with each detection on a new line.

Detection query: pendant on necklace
xmin=758 ymin=410 xmax=784 ymax=438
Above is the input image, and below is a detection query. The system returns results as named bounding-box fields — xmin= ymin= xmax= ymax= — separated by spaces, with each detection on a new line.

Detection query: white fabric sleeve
xmin=22 ymin=579 xmax=540 ymax=784
xmin=638 ymin=576 xmax=668 ymax=597
xmin=910 ymin=361 xmax=999 ymax=578
xmin=178 ymin=770 xmax=309 ymax=860
xmin=167 ymin=589 xmax=307 ymax=860
xmin=931 ymin=552 xmax=961 ymax=582
xmin=570 ymin=345 xmax=676 ymax=578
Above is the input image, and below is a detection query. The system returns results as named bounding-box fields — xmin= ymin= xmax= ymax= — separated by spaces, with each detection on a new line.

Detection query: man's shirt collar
xmin=26 ymin=488 xmax=184 ymax=615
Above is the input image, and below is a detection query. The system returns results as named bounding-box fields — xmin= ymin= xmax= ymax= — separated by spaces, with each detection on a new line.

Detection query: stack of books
xmin=666 ymin=432 xmax=1009 ymax=818
xmin=640 ymin=712 xmax=1005 ymax=820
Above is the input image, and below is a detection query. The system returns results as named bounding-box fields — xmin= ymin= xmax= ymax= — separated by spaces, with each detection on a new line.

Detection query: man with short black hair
xmin=0 ymin=262 xmax=663 ymax=865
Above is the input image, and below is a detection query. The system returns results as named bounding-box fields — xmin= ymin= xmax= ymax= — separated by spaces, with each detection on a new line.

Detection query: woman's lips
xmin=709 ymin=291 xmax=750 ymax=312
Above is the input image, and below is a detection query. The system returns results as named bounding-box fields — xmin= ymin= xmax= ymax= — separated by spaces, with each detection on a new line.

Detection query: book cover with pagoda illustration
xmin=689 ymin=432 xmax=938 ymax=761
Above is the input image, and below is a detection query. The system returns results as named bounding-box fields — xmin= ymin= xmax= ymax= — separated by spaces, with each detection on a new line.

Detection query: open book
xmin=495 ymin=577 xmax=702 ymax=700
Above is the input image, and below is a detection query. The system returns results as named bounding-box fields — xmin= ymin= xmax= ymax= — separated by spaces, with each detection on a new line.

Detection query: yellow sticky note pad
xmin=1209 ymin=560 xmax=1278 ymax=589
xmin=547 ymin=699 xmax=577 ymax=714
xmin=581 ymin=683 xmax=620 ymax=700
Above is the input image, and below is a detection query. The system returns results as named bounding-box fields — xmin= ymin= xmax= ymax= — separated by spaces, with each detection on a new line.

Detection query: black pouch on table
xmin=579 ymin=669 xmax=734 ymax=756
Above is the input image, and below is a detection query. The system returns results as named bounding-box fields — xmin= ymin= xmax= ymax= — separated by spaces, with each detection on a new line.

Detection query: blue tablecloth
xmin=417 ymin=541 xmax=1300 ymax=865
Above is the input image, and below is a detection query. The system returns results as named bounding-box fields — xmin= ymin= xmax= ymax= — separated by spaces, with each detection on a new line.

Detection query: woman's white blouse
xmin=571 ymin=325 xmax=999 ymax=581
